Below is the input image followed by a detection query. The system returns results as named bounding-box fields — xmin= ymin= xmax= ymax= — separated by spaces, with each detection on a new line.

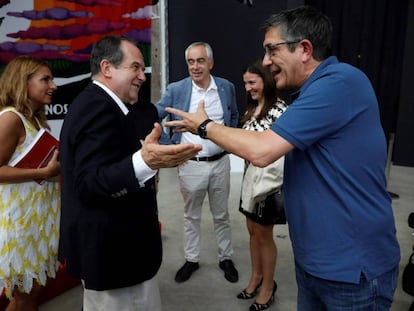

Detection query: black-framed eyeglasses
xmin=264 ymin=40 xmax=301 ymax=58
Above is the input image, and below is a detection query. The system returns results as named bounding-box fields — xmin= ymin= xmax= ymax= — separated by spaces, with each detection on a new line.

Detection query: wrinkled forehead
xmin=187 ymin=45 xmax=209 ymax=60
xmin=121 ymin=41 xmax=145 ymax=66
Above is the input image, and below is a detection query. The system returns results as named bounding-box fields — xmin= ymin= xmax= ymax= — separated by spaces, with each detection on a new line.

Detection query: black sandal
xmin=249 ymin=281 xmax=277 ymax=311
xmin=236 ymin=279 xmax=263 ymax=300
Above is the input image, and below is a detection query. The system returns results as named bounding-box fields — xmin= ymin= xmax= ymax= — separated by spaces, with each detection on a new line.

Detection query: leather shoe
xmin=219 ymin=259 xmax=238 ymax=283
xmin=175 ymin=261 xmax=199 ymax=283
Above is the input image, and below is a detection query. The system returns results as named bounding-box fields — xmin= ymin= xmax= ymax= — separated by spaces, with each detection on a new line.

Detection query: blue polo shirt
xmin=272 ymin=56 xmax=400 ymax=283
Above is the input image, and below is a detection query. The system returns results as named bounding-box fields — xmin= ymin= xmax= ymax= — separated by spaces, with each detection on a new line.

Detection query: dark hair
xmin=90 ymin=35 xmax=140 ymax=77
xmin=261 ymin=5 xmax=333 ymax=61
xmin=240 ymin=58 xmax=278 ymax=124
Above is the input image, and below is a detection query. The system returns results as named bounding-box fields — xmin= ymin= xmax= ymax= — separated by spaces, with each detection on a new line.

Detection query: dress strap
xmin=0 ymin=107 xmax=30 ymax=128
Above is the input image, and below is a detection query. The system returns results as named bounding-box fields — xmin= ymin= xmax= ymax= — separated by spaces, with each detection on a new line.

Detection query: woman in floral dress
xmin=237 ymin=58 xmax=287 ymax=311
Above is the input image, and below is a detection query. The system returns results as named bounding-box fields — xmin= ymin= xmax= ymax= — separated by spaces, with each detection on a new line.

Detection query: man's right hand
xmin=140 ymin=123 xmax=202 ymax=169
xmin=164 ymin=101 xmax=208 ymax=135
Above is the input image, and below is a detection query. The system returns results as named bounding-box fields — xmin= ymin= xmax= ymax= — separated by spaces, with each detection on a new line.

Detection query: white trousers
xmin=82 ymin=277 xmax=162 ymax=311
xmin=178 ymin=155 xmax=233 ymax=262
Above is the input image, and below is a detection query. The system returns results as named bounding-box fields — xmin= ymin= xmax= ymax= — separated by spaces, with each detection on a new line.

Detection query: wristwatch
xmin=197 ymin=118 xmax=213 ymax=139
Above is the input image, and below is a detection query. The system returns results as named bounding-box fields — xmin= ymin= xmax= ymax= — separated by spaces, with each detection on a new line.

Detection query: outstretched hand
xmin=164 ymin=101 xmax=209 ymax=134
xmin=141 ymin=123 xmax=202 ymax=169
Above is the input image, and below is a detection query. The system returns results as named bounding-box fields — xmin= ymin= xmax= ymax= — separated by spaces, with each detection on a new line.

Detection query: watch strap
xmin=197 ymin=118 xmax=213 ymax=139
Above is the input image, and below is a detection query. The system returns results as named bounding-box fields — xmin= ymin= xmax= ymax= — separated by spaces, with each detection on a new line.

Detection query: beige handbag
xmin=240 ymin=157 xmax=284 ymax=213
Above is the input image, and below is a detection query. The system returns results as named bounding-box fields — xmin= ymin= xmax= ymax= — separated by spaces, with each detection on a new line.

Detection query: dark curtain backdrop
xmin=393 ymin=0 xmax=414 ymax=166
xmin=167 ymin=0 xmax=292 ymax=114
xmin=307 ymin=0 xmax=410 ymax=164
xmin=167 ymin=0 xmax=412 ymax=166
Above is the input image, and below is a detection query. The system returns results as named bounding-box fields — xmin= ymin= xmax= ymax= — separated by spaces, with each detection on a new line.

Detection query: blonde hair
xmin=0 ymin=56 xmax=51 ymax=129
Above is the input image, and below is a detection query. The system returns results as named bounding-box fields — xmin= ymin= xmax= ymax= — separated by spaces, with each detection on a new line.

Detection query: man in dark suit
xmin=58 ymin=35 xmax=201 ymax=311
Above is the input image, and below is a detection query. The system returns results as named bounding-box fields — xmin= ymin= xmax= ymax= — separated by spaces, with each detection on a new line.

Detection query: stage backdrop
xmin=167 ymin=0 xmax=299 ymax=115
xmin=0 ymin=0 xmax=152 ymax=136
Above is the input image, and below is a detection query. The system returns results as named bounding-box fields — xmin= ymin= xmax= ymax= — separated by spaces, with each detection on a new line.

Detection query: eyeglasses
xmin=264 ymin=40 xmax=301 ymax=58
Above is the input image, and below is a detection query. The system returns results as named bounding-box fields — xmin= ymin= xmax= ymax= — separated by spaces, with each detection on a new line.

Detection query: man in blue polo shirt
xmin=164 ymin=5 xmax=400 ymax=311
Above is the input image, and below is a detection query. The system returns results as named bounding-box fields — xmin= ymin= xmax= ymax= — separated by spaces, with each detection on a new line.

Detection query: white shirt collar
xmin=191 ymin=75 xmax=217 ymax=92
xmin=93 ymin=80 xmax=129 ymax=115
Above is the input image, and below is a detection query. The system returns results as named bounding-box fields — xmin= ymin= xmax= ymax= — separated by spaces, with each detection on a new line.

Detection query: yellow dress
xmin=0 ymin=107 xmax=60 ymax=298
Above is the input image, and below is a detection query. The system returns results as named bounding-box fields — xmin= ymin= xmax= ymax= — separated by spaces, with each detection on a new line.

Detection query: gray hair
xmin=184 ymin=42 xmax=214 ymax=61
xmin=261 ymin=6 xmax=333 ymax=61
xmin=90 ymin=35 xmax=140 ymax=77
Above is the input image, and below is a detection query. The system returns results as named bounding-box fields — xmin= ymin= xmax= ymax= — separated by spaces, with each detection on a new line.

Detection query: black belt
xmin=190 ymin=151 xmax=227 ymax=162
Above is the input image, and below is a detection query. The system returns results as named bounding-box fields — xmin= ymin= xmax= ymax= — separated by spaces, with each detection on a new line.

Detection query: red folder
xmin=10 ymin=128 xmax=59 ymax=184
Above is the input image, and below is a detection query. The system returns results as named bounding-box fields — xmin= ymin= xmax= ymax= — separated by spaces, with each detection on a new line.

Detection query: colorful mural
xmin=0 ymin=0 xmax=152 ymax=120
xmin=0 ymin=0 xmax=152 ymax=74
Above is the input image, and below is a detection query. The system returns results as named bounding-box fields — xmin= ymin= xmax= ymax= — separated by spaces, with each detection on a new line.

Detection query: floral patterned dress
xmin=242 ymin=99 xmax=287 ymax=132
xmin=0 ymin=107 xmax=60 ymax=298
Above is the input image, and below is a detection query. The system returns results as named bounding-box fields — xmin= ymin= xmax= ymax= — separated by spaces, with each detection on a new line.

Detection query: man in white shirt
xmin=156 ymin=42 xmax=240 ymax=283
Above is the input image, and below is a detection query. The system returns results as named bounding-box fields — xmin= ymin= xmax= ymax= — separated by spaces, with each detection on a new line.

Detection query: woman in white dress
xmin=0 ymin=56 xmax=60 ymax=311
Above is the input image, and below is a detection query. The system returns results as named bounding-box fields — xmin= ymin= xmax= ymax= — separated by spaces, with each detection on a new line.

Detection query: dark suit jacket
xmin=59 ymin=83 xmax=162 ymax=291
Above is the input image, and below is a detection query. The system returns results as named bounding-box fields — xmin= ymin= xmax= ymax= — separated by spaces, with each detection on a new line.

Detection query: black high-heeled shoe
xmin=249 ymin=280 xmax=277 ymax=311
xmin=237 ymin=279 xmax=263 ymax=299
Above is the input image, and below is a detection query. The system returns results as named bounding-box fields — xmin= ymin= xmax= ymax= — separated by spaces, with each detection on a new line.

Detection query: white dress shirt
xmin=180 ymin=76 xmax=224 ymax=157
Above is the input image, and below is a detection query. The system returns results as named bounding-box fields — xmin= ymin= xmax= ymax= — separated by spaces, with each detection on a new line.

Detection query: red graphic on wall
xmin=0 ymin=0 xmax=152 ymax=120
xmin=0 ymin=0 xmax=152 ymax=75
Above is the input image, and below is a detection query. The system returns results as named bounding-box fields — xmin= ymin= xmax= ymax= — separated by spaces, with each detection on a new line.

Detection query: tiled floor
xmin=37 ymin=164 xmax=414 ymax=311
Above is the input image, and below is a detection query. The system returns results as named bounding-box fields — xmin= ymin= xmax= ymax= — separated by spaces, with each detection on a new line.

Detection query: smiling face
xmin=243 ymin=71 xmax=264 ymax=102
xmin=27 ymin=65 xmax=57 ymax=110
xmin=110 ymin=40 xmax=146 ymax=104
xmin=262 ymin=27 xmax=305 ymax=90
xmin=186 ymin=45 xmax=213 ymax=89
